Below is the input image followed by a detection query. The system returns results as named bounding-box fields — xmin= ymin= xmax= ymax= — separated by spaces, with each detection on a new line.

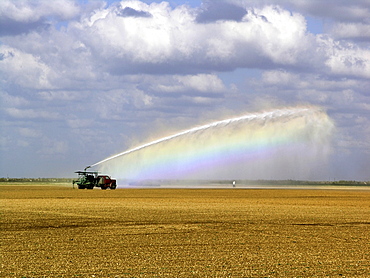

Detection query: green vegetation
xmin=0 ymin=178 xmax=74 ymax=183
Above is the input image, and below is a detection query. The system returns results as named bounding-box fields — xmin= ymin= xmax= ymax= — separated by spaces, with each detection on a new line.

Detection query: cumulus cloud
xmin=0 ymin=0 xmax=80 ymax=23
xmin=290 ymin=0 xmax=370 ymax=23
xmin=258 ymin=70 xmax=370 ymax=103
xmin=0 ymin=0 xmax=80 ymax=36
xmin=149 ymin=74 xmax=226 ymax=94
xmin=229 ymin=0 xmax=370 ymax=23
xmin=176 ymin=74 xmax=226 ymax=92
xmin=2 ymin=1 xmax=368 ymax=82
xmin=260 ymin=70 xmax=367 ymax=92
xmin=317 ymin=36 xmax=370 ymax=79
xmin=0 ymin=45 xmax=53 ymax=89
xmin=329 ymin=22 xmax=370 ymax=41
xmin=68 ymin=2 xmax=310 ymax=75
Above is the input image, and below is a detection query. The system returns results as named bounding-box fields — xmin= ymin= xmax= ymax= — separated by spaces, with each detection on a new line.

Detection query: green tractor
xmin=73 ymin=167 xmax=117 ymax=190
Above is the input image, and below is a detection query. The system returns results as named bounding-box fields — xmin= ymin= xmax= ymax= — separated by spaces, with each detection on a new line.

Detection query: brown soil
xmin=1 ymin=185 xmax=369 ymax=277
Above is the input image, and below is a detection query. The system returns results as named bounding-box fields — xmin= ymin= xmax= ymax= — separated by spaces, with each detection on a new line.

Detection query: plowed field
xmin=1 ymin=185 xmax=370 ymax=277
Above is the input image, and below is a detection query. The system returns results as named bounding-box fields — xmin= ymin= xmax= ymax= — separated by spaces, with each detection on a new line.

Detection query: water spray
xmin=91 ymin=105 xmax=334 ymax=180
xmin=91 ymin=106 xmax=313 ymax=167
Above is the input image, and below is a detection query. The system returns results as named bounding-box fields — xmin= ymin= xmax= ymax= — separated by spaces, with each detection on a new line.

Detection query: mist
xmin=95 ymin=106 xmax=334 ymax=181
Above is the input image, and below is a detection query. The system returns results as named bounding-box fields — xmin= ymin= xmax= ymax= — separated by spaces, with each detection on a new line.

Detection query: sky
xmin=0 ymin=0 xmax=369 ymax=180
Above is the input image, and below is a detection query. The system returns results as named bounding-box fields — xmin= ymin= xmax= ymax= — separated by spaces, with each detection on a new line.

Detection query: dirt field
xmin=1 ymin=185 xmax=370 ymax=277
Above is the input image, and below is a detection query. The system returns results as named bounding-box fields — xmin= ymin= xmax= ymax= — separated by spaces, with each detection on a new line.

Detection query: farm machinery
xmin=73 ymin=167 xmax=117 ymax=190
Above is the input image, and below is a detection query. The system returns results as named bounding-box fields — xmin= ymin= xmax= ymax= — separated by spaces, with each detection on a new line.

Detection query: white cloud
xmin=18 ymin=127 xmax=41 ymax=138
xmin=329 ymin=22 xmax=370 ymax=41
xmin=230 ymin=0 xmax=370 ymax=23
xmin=3 ymin=1 xmax=368 ymax=83
xmin=40 ymin=139 xmax=68 ymax=156
xmin=317 ymin=36 xmax=370 ymax=79
xmin=185 ymin=95 xmax=217 ymax=104
xmin=5 ymin=108 xmax=59 ymax=119
xmin=151 ymin=74 xmax=225 ymax=94
xmin=242 ymin=6 xmax=308 ymax=65
xmin=77 ymin=1 xmax=181 ymax=63
xmin=67 ymin=118 xmax=95 ymax=129
xmin=177 ymin=74 xmax=225 ymax=92
xmin=69 ymin=2 xmax=311 ymax=74
xmin=0 ymin=0 xmax=80 ymax=23
xmin=260 ymin=70 xmax=367 ymax=93
xmin=38 ymin=90 xmax=84 ymax=101
xmin=0 ymin=91 xmax=29 ymax=107
xmin=258 ymin=70 xmax=370 ymax=107
xmin=0 ymin=45 xmax=53 ymax=89
xmin=261 ymin=70 xmax=301 ymax=87
xmin=90 ymin=88 xmax=154 ymax=120
xmin=292 ymin=0 xmax=370 ymax=23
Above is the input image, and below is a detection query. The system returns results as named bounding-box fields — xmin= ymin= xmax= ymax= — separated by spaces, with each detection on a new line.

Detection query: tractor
xmin=73 ymin=167 xmax=117 ymax=190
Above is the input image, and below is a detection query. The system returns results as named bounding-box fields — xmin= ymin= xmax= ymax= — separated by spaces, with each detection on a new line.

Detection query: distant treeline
xmin=231 ymin=179 xmax=369 ymax=186
xmin=0 ymin=178 xmax=74 ymax=183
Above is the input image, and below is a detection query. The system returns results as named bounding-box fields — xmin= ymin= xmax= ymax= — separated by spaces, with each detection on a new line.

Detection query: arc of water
xmin=90 ymin=107 xmax=311 ymax=167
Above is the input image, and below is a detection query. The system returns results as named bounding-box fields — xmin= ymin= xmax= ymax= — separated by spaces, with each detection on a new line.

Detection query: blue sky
xmin=0 ymin=0 xmax=369 ymax=180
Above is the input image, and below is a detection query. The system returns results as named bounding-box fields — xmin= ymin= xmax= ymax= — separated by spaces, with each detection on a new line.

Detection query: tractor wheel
xmin=110 ymin=184 xmax=116 ymax=190
xmin=78 ymin=184 xmax=85 ymax=189
xmin=101 ymin=186 xmax=107 ymax=190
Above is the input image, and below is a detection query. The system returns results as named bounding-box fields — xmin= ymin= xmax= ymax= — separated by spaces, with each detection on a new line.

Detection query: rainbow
xmin=94 ymin=106 xmax=334 ymax=181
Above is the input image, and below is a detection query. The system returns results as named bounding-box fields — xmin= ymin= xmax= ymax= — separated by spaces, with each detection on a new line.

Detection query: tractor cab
xmin=73 ymin=166 xmax=117 ymax=190
xmin=73 ymin=170 xmax=99 ymax=189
